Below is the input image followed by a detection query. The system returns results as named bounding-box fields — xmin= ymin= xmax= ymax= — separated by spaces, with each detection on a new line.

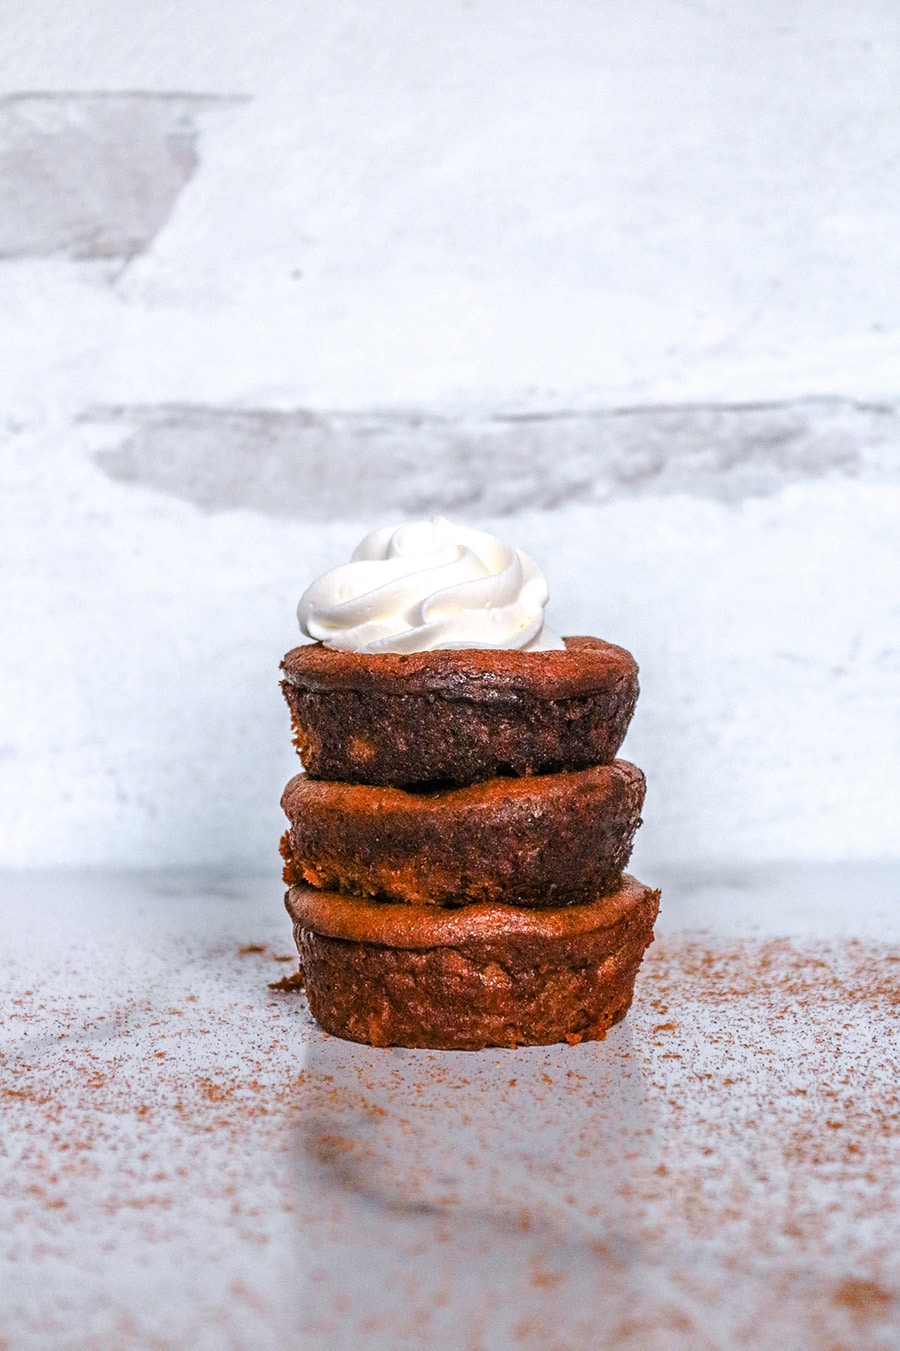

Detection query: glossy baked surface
xmin=281 ymin=635 xmax=637 ymax=700
xmin=286 ymin=875 xmax=660 ymax=1049
xmin=281 ymin=636 xmax=639 ymax=786
xmin=280 ymin=760 xmax=645 ymax=907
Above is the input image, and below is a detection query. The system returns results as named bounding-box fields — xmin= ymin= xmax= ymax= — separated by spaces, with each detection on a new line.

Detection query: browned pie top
xmin=280 ymin=635 xmax=637 ymax=703
xmin=281 ymin=760 xmax=642 ymax=822
xmin=285 ymin=874 xmax=656 ymax=948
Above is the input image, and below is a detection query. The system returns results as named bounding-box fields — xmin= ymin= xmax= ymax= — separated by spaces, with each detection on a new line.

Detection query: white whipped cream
xmin=297 ymin=518 xmax=564 ymax=653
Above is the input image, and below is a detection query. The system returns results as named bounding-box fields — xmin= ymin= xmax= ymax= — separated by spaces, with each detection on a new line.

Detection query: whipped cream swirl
xmin=297 ymin=518 xmax=564 ymax=653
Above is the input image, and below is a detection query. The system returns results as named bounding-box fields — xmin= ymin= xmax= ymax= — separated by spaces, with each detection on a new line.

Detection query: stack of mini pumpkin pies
xmin=279 ymin=637 xmax=659 ymax=1049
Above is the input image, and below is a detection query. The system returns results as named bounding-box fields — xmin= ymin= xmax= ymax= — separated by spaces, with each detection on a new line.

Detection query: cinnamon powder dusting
xmin=2 ymin=931 xmax=897 ymax=1348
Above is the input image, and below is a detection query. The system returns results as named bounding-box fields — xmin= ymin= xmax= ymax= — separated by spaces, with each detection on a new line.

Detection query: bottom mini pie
xmin=285 ymin=875 xmax=660 ymax=1050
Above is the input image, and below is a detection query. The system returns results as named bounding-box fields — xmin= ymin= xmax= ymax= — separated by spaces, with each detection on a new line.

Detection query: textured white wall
xmin=1 ymin=0 xmax=899 ymax=867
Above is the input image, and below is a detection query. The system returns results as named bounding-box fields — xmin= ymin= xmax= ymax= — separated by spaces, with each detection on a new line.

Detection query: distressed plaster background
xmin=1 ymin=0 xmax=898 ymax=868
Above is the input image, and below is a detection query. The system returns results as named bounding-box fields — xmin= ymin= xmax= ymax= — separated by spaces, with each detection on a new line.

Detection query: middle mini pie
xmin=280 ymin=759 xmax=645 ymax=908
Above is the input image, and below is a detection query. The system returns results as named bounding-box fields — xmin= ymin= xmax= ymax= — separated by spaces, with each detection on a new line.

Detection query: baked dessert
xmin=280 ymin=759 xmax=646 ymax=907
xmin=278 ymin=517 xmax=659 ymax=1050
xmin=281 ymin=636 xmax=639 ymax=787
xmin=285 ymin=875 xmax=660 ymax=1050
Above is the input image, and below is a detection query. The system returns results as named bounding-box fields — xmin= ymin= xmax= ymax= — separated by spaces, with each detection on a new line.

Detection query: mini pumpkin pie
xmin=281 ymin=636 xmax=639 ymax=787
xmin=280 ymin=759 xmax=646 ymax=908
xmin=277 ymin=517 xmax=659 ymax=1050
xmin=285 ymin=875 xmax=660 ymax=1050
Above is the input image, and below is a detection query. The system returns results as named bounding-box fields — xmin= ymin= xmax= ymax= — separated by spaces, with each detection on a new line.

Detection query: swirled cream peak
xmin=297 ymin=518 xmax=564 ymax=653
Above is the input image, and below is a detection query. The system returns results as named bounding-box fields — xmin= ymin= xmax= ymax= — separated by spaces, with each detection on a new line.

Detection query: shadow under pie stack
xmin=279 ymin=636 xmax=660 ymax=1050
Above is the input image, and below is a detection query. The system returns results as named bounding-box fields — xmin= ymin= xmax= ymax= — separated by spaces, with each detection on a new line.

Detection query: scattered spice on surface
xmin=2 ymin=925 xmax=897 ymax=1349
xmin=268 ymin=968 xmax=306 ymax=993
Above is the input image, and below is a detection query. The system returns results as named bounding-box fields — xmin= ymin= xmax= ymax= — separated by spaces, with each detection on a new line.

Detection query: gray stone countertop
xmin=2 ymin=863 xmax=898 ymax=1350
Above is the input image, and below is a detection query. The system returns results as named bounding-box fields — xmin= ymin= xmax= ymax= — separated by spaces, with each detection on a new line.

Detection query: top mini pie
xmin=280 ymin=635 xmax=639 ymax=787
